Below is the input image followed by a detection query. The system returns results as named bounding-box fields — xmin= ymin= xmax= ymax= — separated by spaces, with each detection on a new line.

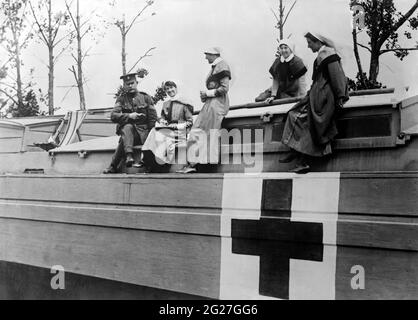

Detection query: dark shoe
xmin=279 ymin=151 xmax=298 ymax=163
xmin=125 ymin=154 xmax=135 ymax=168
xmin=103 ymin=166 xmax=117 ymax=174
xmin=143 ymin=166 xmax=152 ymax=174
xmin=291 ymin=164 xmax=310 ymax=174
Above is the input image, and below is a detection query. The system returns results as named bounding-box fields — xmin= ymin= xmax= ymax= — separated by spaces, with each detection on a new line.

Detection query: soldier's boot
xmin=132 ymin=154 xmax=144 ymax=168
xmin=125 ymin=153 xmax=135 ymax=168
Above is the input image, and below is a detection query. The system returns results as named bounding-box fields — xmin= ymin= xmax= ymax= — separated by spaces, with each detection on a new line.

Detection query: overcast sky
xmin=5 ymin=0 xmax=418 ymax=114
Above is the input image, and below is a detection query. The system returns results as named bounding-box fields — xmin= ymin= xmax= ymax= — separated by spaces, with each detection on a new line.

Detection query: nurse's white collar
xmin=280 ymin=53 xmax=295 ymax=63
xmin=211 ymin=57 xmax=223 ymax=67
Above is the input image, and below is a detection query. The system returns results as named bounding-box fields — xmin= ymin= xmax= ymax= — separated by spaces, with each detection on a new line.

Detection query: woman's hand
xmin=336 ymin=97 xmax=346 ymax=109
xmin=129 ymin=112 xmax=145 ymax=121
xmin=200 ymin=91 xmax=208 ymax=103
xmin=265 ymin=97 xmax=276 ymax=104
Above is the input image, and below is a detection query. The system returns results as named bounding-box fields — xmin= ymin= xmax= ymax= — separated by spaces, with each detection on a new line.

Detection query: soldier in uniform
xmin=103 ymin=73 xmax=158 ymax=174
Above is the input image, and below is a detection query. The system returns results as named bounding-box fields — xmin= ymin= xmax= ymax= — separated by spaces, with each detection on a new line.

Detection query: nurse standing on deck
xmin=179 ymin=47 xmax=232 ymax=174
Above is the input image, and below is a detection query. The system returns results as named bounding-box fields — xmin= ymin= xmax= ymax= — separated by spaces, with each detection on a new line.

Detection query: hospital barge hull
xmin=0 ymin=89 xmax=417 ymax=300
xmin=0 ymin=172 xmax=417 ymax=300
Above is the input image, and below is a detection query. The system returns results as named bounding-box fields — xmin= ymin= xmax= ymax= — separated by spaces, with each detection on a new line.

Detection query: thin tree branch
xmin=69 ymin=65 xmax=78 ymax=83
xmin=0 ymin=88 xmax=18 ymax=105
xmin=81 ymin=46 xmax=93 ymax=63
xmin=125 ymin=2 xmax=153 ymax=35
xmin=380 ymin=47 xmax=418 ymax=54
xmin=127 ymin=47 xmax=156 ymax=73
xmin=65 ymin=0 xmax=78 ymax=32
xmin=28 ymin=1 xmax=49 ymax=45
xmin=19 ymin=31 xmax=33 ymax=51
xmin=60 ymin=86 xmax=75 ymax=103
xmin=6 ymin=73 xmax=17 ymax=83
xmin=0 ymin=82 xmax=18 ymax=92
xmin=54 ymin=43 xmax=73 ymax=64
xmin=51 ymin=20 xmax=63 ymax=44
xmin=54 ymin=29 xmax=76 ymax=48
xmin=379 ymin=0 xmax=418 ymax=46
xmin=357 ymin=43 xmax=372 ymax=53
xmin=1 ymin=56 xmax=13 ymax=69
xmin=80 ymin=20 xmax=91 ymax=30
xmin=0 ymin=98 xmax=11 ymax=112
xmin=283 ymin=0 xmax=297 ymax=27
xmin=80 ymin=28 xmax=91 ymax=39
xmin=270 ymin=8 xmax=280 ymax=24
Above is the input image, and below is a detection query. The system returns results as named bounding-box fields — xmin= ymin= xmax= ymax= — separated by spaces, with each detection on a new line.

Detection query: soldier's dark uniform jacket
xmin=111 ymin=89 xmax=158 ymax=144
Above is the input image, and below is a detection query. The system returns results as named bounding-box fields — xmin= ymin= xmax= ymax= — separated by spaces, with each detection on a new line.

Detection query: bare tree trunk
xmin=48 ymin=0 xmax=54 ymax=115
xmin=352 ymin=28 xmax=366 ymax=88
xmin=15 ymin=54 xmax=23 ymax=109
xmin=279 ymin=0 xmax=284 ymax=40
xmin=48 ymin=48 xmax=54 ymax=115
xmin=76 ymin=0 xmax=86 ymax=110
xmin=122 ymin=22 xmax=126 ymax=75
xmin=367 ymin=0 xmax=381 ymax=84
xmin=119 ymin=15 xmax=128 ymax=75
xmin=115 ymin=2 xmax=156 ymax=75
xmin=77 ymin=37 xmax=86 ymax=110
xmin=369 ymin=52 xmax=380 ymax=83
xmin=12 ymin=30 xmax=23 ymax=108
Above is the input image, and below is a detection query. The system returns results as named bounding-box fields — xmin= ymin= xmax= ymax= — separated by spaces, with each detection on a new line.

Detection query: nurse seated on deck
xmin=280 ymin=32 xmax=349 ymax=174
xmin=255 ymin=39 xmax=307 ymax=102
xmin=142 ymin=81 xmax=194 ymax=172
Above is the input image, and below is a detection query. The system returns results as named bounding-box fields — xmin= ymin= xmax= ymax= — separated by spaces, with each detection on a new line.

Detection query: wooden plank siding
xmin=0 ymin=175 xmax=224 ymax=209
xmin=0 ymin=172 xmax=417 ymax=299
xmin=0 ymin=218 xmax=222 ymax=299
xmin=0 ymin=173 xmax=417 ymax=251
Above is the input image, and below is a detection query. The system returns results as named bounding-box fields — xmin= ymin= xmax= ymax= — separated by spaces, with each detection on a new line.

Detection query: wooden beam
xmin=194 ymin=88 xmax=396 ymax=115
